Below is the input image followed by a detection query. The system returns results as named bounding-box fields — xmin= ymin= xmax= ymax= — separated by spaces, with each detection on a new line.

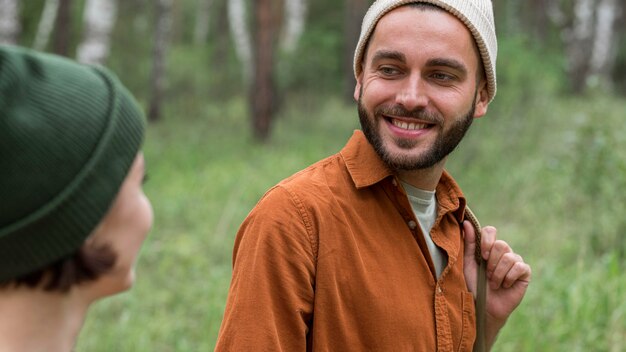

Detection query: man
xmin=216 ymin=0 xmax=531 ymax=351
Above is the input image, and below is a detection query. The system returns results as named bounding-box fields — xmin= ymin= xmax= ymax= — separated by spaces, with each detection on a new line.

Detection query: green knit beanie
xmin=0 ymin=45 xmax=146 ymax=282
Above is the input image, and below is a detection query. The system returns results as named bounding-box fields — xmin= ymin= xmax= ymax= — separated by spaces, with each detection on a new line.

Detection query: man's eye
xmin=431 ymin=72 xmax=454 ymax=81
xmin=380 ymin=67 xmax=398 ymax=75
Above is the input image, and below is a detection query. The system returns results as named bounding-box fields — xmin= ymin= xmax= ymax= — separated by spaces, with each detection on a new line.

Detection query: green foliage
xmin=276 ymin=24 xmax=344 ymax=95
xmin=276 ymin=0 xmax=345 ymax=95
xmin=107 ymin=1 xmax=155 ymax=102
xmin=564 ymin=97 xmax=626 ymax=258
xmin=496 ymin=251 xmax=626 ymax=351
xmin=495 ymin=34 xmax=566 ymax=103
xmin=16 ymin=0 xmax=87 ymax=53
xmin=166 ymin=44 xmax=245 ymax=102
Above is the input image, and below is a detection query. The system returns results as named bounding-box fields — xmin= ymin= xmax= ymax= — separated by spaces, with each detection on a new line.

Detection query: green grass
xmin=76 ymin=87 xmax=626 ymax=350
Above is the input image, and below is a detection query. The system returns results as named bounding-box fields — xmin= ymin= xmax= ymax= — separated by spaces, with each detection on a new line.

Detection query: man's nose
xmin=395 ymin=74 xmax=428 ymax=111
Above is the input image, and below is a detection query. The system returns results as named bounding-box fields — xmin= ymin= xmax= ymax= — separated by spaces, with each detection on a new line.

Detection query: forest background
xmin=2 ymin=0 xmax=626 ymax=350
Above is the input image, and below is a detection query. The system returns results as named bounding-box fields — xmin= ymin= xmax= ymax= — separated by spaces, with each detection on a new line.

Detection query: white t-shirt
xmin=401 ymin=181 xmax=448 ymax=278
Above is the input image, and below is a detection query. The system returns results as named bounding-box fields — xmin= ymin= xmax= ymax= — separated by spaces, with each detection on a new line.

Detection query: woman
xmin=0 ymin=45 xmax=152 ymax=351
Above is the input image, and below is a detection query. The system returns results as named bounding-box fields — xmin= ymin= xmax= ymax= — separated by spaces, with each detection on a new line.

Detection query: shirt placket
xmin=386 ymin=177 xmax=438 ymax=277
xmin=385 ymin=177 xmax=456 ymax=352
xmin=434 ymin=283 xmax=454 ymax=352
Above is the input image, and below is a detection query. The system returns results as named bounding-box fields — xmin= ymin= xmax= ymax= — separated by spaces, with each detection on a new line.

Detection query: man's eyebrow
xmin=370 ymin=50 xmax=406 ymax=64
xmin=426 ymin=58 xmax=468 ymax=76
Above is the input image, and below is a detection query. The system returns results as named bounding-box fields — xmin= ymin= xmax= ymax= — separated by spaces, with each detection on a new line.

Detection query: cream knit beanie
xmin=353 ymin=0 xmax=497 ymax=102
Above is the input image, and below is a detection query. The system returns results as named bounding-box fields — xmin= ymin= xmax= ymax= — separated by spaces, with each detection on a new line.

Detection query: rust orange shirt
xmin=216 ymin=130 xmax=476 ymax=351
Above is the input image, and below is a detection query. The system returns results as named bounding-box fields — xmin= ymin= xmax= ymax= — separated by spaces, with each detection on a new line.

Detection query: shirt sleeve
xmin=215 ymin=185 xmax=316 ymax=351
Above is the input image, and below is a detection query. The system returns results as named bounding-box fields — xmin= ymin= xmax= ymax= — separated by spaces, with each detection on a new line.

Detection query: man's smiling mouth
xmin=388 ymin=117 xmax=432 ymax=131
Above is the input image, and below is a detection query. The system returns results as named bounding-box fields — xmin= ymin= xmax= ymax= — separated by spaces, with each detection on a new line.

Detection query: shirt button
xmin=408 ymin=220 xmax=417 ymax=230
xmin=437 ymin=285 xmax=443 ymax=294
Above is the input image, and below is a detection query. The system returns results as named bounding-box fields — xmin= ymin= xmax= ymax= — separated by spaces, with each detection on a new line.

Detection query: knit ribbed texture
xmin=353 ymin=0 xmax=497 ymax=102
xmin=0 ymin=45 xmax=146 ymax=282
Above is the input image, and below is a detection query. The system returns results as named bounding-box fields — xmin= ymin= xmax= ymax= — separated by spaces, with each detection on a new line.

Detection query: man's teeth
xmin=392 ymin=119 xmax=427 ymax=130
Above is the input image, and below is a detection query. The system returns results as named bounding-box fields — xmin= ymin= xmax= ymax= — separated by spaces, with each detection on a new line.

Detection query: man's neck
xmin=0 ymin=286 xmax=91 ymax=352
xmin=396 ymin=159 xmax=447 ymax=191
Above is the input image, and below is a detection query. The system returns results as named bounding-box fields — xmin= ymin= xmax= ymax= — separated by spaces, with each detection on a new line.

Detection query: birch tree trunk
xmin=228 ymin=0 xmax=252 ymax=84
xmin=281 ymin=0 xmax=307 ymax=53
xmin=251 ymin=0 xmax=277 ymax=141
xmin=546 ymin=0 xmax=566 ymax=28
xmin=76 ymin=0 xmax=118 ymax=65
xmin=565 ymin=0 xmax=621 ymax=93
xmin=566 ymin=0 xmax=595 ymax=93
xmin=33 ymin=0 xmax=60 ymax=51
xmin=148 ymin=0 xmax=173 ymax=122
xmin=193 ymin=0 xmax=213 ymax=44
xmin=53 ymin=0 xmax=73 ymax=56
xmin=0 ymin=0 xmax=21 ymax=45
xmin=589 ymin=0 xmax=619 ymax=85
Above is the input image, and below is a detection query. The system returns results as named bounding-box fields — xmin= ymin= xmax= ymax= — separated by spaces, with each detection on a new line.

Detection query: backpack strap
xmin=465 ymin=206 xmax=487 ymax=352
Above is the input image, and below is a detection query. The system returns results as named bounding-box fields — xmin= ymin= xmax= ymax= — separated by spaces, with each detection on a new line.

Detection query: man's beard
xmin=357 ymin=94 xmax=476 ymax=171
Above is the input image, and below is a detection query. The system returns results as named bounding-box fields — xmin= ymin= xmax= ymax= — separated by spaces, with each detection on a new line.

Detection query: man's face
xmin=354 ymin=6 xmax=489 ymax=171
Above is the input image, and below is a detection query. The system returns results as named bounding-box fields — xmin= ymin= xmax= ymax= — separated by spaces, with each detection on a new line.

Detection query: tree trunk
xmin=343 ymin=0 xmax=369 ymax=102
xmin=546 ymin=0 xmax=566 ymax=28
xmin=76 ymin=0 xmax=118 ymax=64
xmin=566 ymin=0 xmax=595 ymax=93
xmin=148 ymin=0 xmax=173 ymax=122
xmin=493 ymin=0 xmax=523 ymax=37
xmin=251 ymin=0 xmax=277 ymax=141
xmin=529 ymin=0 xmax=550 ymax=43
xmin=193 ymin=0 xmax=213 ymax=44
xmin=0 ymin=0 xmax=21 ymax=45
xmin=33 ymin=0 xmax=60 ymax=51
xmin=228 ymin=0 xmax=253 ymax=84
xmin=53 ymin=0 xmax=73 ymax=56
xmin=565 ymin=0 xmax=621 ymax=93
xmin=281 ymin=0 xmax=307 ymax=53
xmin=211 ymin=0 xmax=229 ymax=66
xmin=589 ymin=0 xmax=619 ymax=86
xmin=616 ymin=3 xmax=626 ymax=93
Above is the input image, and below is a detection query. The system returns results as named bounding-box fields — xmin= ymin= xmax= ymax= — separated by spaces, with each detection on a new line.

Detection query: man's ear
xmin=353 ymin=73 xmax=362 ymax=102
xmin=473 ymin=79 xmax=490 ymax=118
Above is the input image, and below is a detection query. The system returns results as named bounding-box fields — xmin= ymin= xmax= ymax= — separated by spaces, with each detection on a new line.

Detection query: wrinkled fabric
xmin=216 ymin=130 xmax=476 ymax=352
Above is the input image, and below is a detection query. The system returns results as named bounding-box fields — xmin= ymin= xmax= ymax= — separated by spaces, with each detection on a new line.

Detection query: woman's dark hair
xmin=0 ymin=242 xmax=116 ymax=293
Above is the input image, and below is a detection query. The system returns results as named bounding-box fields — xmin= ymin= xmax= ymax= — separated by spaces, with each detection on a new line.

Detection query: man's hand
xmin=463 ymin=221 xmax=531 ymax=346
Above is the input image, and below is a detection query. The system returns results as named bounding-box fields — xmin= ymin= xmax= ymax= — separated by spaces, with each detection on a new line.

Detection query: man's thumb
xmin=462 ymin=220 xmax=477 ymax=259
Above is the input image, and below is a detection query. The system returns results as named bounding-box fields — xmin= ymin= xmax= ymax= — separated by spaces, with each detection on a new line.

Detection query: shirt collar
xmin=436 ymin=170 xmax=467 ymax=223
xmin=340 ymin=130 xmax=394 ymax=189
xmin=340 ymin=130 xmax=467 ymax=221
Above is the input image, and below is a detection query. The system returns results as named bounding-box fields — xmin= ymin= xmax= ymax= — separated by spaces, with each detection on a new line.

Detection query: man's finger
xmin=480 ymin=226 xmax=497 ymax=260
xmin=462 ymin=220 xmax=476 ymax=259
xmin=462 ymin=220 xmax=478 ymax=295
